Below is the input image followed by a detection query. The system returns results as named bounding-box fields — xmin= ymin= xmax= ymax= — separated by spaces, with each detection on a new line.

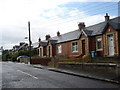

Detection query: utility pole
xmin=28 ymin=21 xmax=32 ymax=64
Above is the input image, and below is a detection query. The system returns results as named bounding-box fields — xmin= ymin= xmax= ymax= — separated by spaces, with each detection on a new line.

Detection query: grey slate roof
xmin=32 ymin=40 xmax=48 ymax=48
xmin=85 ymin=17 xmax=120 ymax=36
xmin=85 ymin=22 xmax=107 ymax=36
xmin=40 ymin=41 xmax=48 ymax=46
xmin=38 ymin=16 xmax=120 ymax=46
xmin=18 ymin=43 xmax=28 ymax=50
xmin=50 ymin=30 xmax=81 ymax=43
xmin=108 ymin=17 xmax=120 ymax=30
xmin=32 ymin=42 xmax=39 ymax=48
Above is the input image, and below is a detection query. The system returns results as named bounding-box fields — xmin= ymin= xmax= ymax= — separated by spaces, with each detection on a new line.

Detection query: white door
xmin=108 ymin=34 xmax=114 ymax=56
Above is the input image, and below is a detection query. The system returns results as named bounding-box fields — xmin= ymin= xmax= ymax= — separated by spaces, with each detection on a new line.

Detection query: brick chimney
xmin=57 ymin=31 xmax=60 ymax=36
xmin=45 ymin=35 xmax=51 ymax=40
xmin=38 ymin=38 xmax=41 ymax=42
xmin=78 ymin=22 xmax=85 ymax=30
xmin=105 ymin=13 xmax=110 ymax=21
xmin=20 ymin=42 xmax=25 ymax=46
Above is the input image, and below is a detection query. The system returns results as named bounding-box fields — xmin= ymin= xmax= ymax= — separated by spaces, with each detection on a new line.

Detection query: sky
xmin=0 ymin=0 xmax=119 ymax=49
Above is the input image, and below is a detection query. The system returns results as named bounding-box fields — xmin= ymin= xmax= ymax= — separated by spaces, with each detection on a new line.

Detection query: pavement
xmin=32 ymin=64 xmax=120 ymax=84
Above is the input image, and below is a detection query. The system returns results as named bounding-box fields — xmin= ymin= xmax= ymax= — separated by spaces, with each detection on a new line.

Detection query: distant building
xmin=12 ymin=42 xmax=28 ymax=54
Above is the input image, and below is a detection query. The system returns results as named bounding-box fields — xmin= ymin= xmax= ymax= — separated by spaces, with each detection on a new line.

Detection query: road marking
xmin=17 ymin=70 xmax=38 ymax=79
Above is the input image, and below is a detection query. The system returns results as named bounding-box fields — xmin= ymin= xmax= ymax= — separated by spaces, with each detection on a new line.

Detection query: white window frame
xmin=72 ymin=42 xmax=78 ymax=53
xmin=58 ymin=45 xmax=62 ymax=54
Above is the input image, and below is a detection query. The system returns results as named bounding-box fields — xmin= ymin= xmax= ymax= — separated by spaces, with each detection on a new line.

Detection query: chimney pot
xmin=57 ymin=31 xmax=60 ymax=36
xmin=20 ymin=42 xmax=25 ymax=46
xmin=45 ymin=35 xmax=51 ymax=40
xmin=38 ymin=38 xmax=41 ymax=42
xmin=105 ymin=13 xmax=110 ymax=21
xmin=78 ymin=22 xmax=85 ymax=30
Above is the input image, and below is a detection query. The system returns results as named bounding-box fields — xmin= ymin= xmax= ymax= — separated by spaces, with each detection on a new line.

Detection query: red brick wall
xmin=88 ymin=36 xmax=96 ymax=51
xmin=31 ymin=58 xmax=51 ymax=66
xmin=118 ymin=31 xmax=120 ymax=56
xmin=56 ymin=39 xmax=82 ymax=58
xmin=56 ymin=33 xmax=91 ymax=58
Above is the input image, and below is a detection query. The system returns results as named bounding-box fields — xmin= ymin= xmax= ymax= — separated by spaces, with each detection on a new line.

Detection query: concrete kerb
xmin=32 ymin=65 xmax=119 ymax=85
xmin=47 ymin=68 xmax=119 ymax=84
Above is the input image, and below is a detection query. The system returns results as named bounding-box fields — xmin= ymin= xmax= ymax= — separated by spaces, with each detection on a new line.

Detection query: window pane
xmin=97 ymin=38 xmax=102 ymax=49
xmin=58 ymin=45 xmax=62 ymax=53
xmin=72 ymin=42 xmax=78 ymax=52
xmin=98 ymin=41 xmax=101 ymax=49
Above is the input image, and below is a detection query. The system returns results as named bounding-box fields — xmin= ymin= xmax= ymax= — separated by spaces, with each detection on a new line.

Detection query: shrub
xmin=82 ymin=53 xmax=92 ymax=62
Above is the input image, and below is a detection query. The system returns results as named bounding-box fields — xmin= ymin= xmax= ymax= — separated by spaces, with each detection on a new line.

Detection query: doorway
xmin=40 ymin=48 xmax=42 ymax=57
xmin=82 ymin=40 xmax=86 ymax=55
xmin=48 ymin=46 xmax=51 ymax=57
xmin=107 ymin=34 xmax=114 ymax=56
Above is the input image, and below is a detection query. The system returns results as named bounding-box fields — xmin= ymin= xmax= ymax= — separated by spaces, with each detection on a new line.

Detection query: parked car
xmin=17 ymin=55 xmax=29 ymax=62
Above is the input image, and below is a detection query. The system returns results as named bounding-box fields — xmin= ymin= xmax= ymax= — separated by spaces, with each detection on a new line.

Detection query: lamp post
xmin=28 ymin=21 xmax=32 ymax=64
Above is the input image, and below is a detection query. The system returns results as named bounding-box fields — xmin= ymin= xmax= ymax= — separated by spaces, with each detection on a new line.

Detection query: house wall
xmin=118 ymin=30 xmax=120 ymax=55
xmin=56 ymin=33 xmax=92 ymax=58
xmin=88 ymin=36 xmax=96 ymax=51
xmin=56 ymin=40 xmax=80 ymax=57
xmin=56 ymin=40 xmax=81 ymax=58
xmin=103 ymin=25 xmax=119 ymax=56
xmin=56 ymin=42 xmax=69 ymax=58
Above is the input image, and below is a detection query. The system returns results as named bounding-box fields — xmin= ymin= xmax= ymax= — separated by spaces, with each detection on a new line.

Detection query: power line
xmin=37 ymin=3 xmax=117 ymax=25
xmin=35 ymin=3 xmax=117 ymax=28
xmin=31 ymin=3 xmax=118 ymax=40
xmin=36 ymin=7 xmax=117 ymax=28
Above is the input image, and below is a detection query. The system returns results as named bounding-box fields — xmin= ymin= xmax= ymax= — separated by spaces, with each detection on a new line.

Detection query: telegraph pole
xmin=28 ymin=21 xmax=32 ymax=64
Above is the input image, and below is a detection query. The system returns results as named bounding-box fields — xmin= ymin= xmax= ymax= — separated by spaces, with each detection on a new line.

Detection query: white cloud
xmin=0 ymin=0 xmax=118 ymax=49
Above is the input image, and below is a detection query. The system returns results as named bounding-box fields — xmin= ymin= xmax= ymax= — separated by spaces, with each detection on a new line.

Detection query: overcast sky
xmin=0 ymin=0 xmax=119 ymax=49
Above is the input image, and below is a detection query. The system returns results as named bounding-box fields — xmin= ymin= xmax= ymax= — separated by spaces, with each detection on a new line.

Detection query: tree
xmin=11 ymin=48 xmax=38 ymax=62
xmin=2 ymin=50 xmax=12 ymax=61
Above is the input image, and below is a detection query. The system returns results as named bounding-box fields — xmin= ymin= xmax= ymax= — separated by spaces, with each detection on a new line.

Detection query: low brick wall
xmin=31 ymin=57 xmax=52 ymax=66
xmin=58 ymin=63 xmax=120 ymax=78
xmin=20 ymin=58 xmax=29 ymax=64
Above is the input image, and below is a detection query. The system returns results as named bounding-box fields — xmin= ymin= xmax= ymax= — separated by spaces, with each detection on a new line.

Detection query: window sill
xmin=96 ymin=49 xmax=103 ymax=51
xmin=72 ymin=51 xmax=78 ymax=53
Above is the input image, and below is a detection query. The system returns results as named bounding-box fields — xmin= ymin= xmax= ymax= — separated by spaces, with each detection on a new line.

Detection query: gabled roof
xmin=84 ymin=17 xmax=120 ymax=36
xmin=108 ymin=17 xmax=120 ymax=30
xmin=18 ymin=43 xmax=28 ymax=50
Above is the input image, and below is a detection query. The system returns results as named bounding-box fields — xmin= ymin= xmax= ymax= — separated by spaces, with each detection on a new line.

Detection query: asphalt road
xmin=1 ymin=61 xmax=120 ymax=89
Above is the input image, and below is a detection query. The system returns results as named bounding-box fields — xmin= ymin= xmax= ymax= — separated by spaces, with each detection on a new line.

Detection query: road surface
xmin=1 ymin=61 xmax=120 ymax=89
